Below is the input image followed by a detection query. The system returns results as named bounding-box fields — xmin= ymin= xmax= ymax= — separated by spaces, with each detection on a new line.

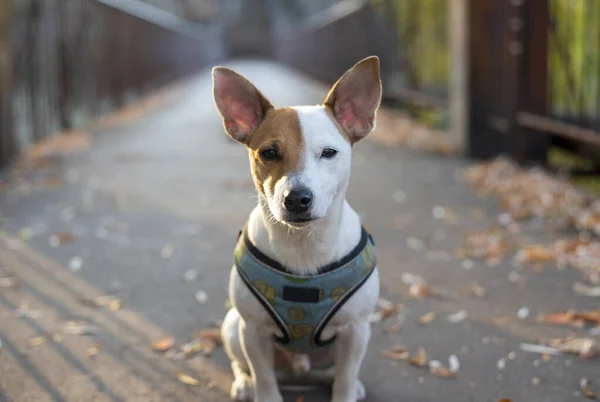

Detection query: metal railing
xmin=1 ymin=0 xmax=225 ymax=167
xmin=271 ymin=0 xmax=450 ymax=126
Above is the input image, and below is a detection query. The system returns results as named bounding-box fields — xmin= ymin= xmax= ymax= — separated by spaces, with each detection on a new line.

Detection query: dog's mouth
xmin=281 ymin=214 xmax=317 ymax=227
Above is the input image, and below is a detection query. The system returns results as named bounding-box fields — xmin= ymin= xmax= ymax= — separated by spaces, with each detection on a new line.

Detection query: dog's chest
xmin=230 ymin=266 xmax=379 ymax=337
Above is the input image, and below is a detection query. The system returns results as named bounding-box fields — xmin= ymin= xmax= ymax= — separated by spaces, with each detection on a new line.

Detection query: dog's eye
xmin=260 ymin=148 xmax=278 ymax=161
xmin=321 ymin=148 xmax=338 ymax=159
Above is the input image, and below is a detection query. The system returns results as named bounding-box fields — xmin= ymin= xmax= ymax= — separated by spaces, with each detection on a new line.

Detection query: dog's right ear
xmin=212 ymin=67 xmax=274 ymax=144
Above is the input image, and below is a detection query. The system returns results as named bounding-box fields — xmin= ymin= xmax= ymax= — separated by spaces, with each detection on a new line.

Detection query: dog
xmin=213 ymin=56 xmax=382 ymax=402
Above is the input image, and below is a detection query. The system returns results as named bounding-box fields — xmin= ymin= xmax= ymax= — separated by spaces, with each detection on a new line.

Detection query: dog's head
xmin=212 ymin=57 xmax=382 ymax=227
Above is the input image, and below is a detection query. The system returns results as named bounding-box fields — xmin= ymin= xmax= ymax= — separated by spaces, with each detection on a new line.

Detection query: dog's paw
xmin=356 ymin=380 xmax=366 ymax=401
xmin=230 ymin=376 xmax=254 ymax=402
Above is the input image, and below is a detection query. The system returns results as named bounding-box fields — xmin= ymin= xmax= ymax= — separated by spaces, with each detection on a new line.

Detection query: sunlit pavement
xmin=1 ymin=60 xmax=598 ymax=402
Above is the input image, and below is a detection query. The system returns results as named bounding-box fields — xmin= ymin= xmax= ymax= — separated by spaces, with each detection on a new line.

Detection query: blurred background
xmin=0 ymin=1 xmax=599 ymax=401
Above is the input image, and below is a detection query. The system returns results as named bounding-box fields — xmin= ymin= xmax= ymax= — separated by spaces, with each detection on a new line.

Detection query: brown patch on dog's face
xmin=246 ymin=108 xmax=304 ymax=197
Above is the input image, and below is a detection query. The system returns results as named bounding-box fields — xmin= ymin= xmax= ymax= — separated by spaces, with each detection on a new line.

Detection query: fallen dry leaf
xmin=470 ymin=282 xmax=487 ymax=298
xmin=418 ymin=312 xmax=436 ymax=326
xmin=573 ymin=282 xmax=600 ymax=297
xmin=515 ymin=245 xmax=555 ymax=264
xmin=49 ymin=232 xmax=76 ymax=246
xmin=547 ymin=337 xmax=597 ymax=359
xmin=538 ymin=310 xmax=585 ymax=328
xmin=181 ymin=339 xmax=216 ymax=359
xmin=28 ymin=336 xmax=47 ymax=346
xmin=377 ymin=298 xmax=398 ymax=320
xmin=87 ymin=343 xmax=102 ymax=358
xmin=409 ymin=282 xmax=431 ymax=298
xmin=447 ymin=310 xmax=467 ymax=324
xmin=197 ymin=328 xmax=223 ymax=347
xmin=520 ymin=343 xmax=562 ymax=356
xmin=78 ymin=295 xmax=120 ymax=308
xmin=109 ymin=299 xmax=122 ymax=312
xmin=177 ymin=373 xmax=199 ymax=386
xmin=369 ymin=298 xmax=400 ymax=323
xmin=151 ymin=337 xmax=175 ymax=352
xmin=381 ymin=346 xmax=410 ymax=361
xmin=428 ymin=360 xmax=455 ymax=378
xmin=460 ymin=228 xmax=511 ymax=261
xmin=63 ymin=320 xmax=100 ymax=336
xmin=581 ymin=378 xmax=596 ymax=399
xmin=409 ymin=347 xmax=428 ymax=368
xmin=538 ymin=309 xmax=600 ymax=328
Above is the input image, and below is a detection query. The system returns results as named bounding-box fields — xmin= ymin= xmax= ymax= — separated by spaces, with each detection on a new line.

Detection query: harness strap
xmin=233 ymin=224 xmax=377 ymax=351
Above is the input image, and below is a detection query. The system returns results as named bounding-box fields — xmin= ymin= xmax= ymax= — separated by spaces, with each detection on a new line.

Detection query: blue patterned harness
xmin=233 ymin=225 xmax=376 ymax=353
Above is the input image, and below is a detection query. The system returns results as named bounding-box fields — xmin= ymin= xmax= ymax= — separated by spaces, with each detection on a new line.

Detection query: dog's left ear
xmin=324 ymin=56 xmax=382 ymax=143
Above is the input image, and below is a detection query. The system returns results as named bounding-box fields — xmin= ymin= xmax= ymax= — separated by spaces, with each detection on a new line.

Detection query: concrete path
xmin=1 ymin=60 xmax=598 ymax=401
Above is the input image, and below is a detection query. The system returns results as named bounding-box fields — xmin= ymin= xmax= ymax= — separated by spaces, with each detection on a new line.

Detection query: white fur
xmin=266 ymin=106 xmax=353 ymax=229
xmin=221 ymin=103 xmax=379 ymax=402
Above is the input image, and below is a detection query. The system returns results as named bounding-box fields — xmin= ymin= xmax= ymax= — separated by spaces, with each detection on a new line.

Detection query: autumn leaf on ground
xmin=87 ymin=343 xmax=102 ymax=358
xmin=176 ymin=373 xmax=199 ymax=386
xmin=447 ymin=310 xmax=467 ymax=324
xmin=377 ymin=298 xmax=398 ymax=320
xmin=428 ymin=360 xmax=455 ymax=378
xmin=538 ymin=309 xmax=600 ymax=328
xmin=538 ymin=310 xmax=585 ymax=328
xmin=151 ymin=337 xmax=175 ymax=352
xmin=581 ymin=378 xmax=596 ymax=399
xmin=197 ymin=328 xmax=223 ymax=347
xmin=109 ymin=299 xmax=122 ymax=312
xmin=369 ymin=298 xmax=400 ymax=322
xmin=419 ymin=312 xmax=436 ymax=326
xmin=28 ymin=336 xmax=47 ymax=346
xmin=470 ymin=282 xmax=486 ymax=298
xmin=409 ymin=282 xmax=431 ymax=298
xmin=573 ymin=282 xmax=600 ymax=297
xmin=49 ymin=232 xmax=76 ymax=246
xmin=546 ymin=337 xmax=597 ymax=359
xmin=180 ymin=338 xmax=216 ymax=359
xmin=409 ymin=347 xmax=428 ymax=368
xmin=515 ymin=245 xmax=555 ymax=264
xmin=381 ymin=346 xmax=410 ymax=361
xmin=460 ymin=229 xmax=511 ymax=261
xmin=63 ymin=320 xmax=100 ymax=335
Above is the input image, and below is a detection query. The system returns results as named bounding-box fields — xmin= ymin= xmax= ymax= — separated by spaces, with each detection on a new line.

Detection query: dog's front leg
xmin=239 ymin=320 xmax=283 ymax=402
xmin=331 ymin=321 xmax=370 ymax=402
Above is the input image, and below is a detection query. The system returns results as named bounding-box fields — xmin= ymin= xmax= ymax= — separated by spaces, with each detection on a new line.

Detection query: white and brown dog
xmin=213 ymin=56 xmax=382 ymax=402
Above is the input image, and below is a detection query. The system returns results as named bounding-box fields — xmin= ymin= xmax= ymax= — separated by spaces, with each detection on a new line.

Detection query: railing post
xmin=0 ymin=0 xmax=15 ymax=168
xmin=467 ymin=0 xmax=507 ymax=159
xmin=467 ymin=0 xmax=549 ymax=163
xmin=449 ymin=0 xmax=468 ymax=152
xmin=515 ymin=0 xmax=549 ymax=164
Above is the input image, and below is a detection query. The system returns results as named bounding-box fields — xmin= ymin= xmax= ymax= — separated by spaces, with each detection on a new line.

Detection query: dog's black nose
xmin=284 ymin=188 xmax=313 ymax=213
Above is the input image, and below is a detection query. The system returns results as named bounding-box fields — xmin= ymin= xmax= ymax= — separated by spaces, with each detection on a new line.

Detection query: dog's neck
xmin=247 ymin=192 xmax=362 ymax=276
